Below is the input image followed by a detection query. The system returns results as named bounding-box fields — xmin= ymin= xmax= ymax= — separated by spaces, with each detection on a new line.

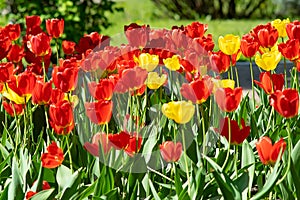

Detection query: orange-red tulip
xmin=32 ymin=77 xmax=52 ymax=105
xmin=46 ymin=18 xmax=64 ymax=38
xmin=7 ymin=44 xmax=24 ymax=64
xmin=160 ymin=141 xmax=182 ymax=162
xmin=251 ymin=23 xmax=278 ymax=48
xmin=180 ymin=78 xmax=211 ymax=104
xmin=215 ymin=87 xmax=243 ymax=112
xmin=0 ymin=62 xmax=14 ymax=83
xmin=256 ymin=136 xmax=286 ymax=165
xmin=84 ymin=132 xmax=112 ymax=156
xmin=240 ymin=33 xmax=259 ymax=58
xmin=49 ymin=100 xmax=74 ymax=135
xmin=2 ymin=101 xmax=24 ymax=117
xmin=254 ymin=72 xmax=284 ymax=95
xmin=26 ymin=180 xmax=51 ymax=200
xmin=62 ymin=40 xmax=76 ymax=55
xmin=25 ymin=15 xmax=42 ymax=35
xmin=219 ymin=117 xmax=250 ymax=145
xmin=278 ymin=39 xmax=300 ymax=61
xmin=41 ymin=141 xmax=64 ymax=168
xmin=88 ymin=77 xmax=116 ymax=101
xmin=184 ymin=22 xmax=208 ymax=39
xmin=85 ymin=100 xmax=113 ymax=125
xmin=210 ymin=51 xmax=231 ymax=74
xmin=124 ymin=23 xmax=150 ymax=48
xmin=269 ymin=89 xmax=299 ymax=118
xmin=5 ymin=24 xmax=21 ymax=41
xmin=27 ymin=32 xmax=51 ymax=57
xmin=286 ymin=20 xmax=300 ymax=40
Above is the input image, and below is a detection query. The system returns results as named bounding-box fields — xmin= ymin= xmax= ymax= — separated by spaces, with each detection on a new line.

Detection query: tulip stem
xmin=249 ymin=57 xmax=255 ymax=108
xmin=66 ymin=135 xmax=73 ymax=172
xmin=282 ymin=37 xmax=287 ymax=88
xmin=222 ymin=118 xmax=231 ymax=170
xmin=234 ymin=66 xmax=240 ymax=87
xmin=55 ymin=38 xmax=59 ymax=64
xmin=181 ymin=129 xmax=191 ymax=195
xmin=276 ymin=119 xmax=291 ymax=185
xmin=42 ymin=57 xmax=47 ymax=82
xmin=199 ymin=105 xmax=207 ymax=155
xmin=147 ymin=166 xmax=174 ymax=183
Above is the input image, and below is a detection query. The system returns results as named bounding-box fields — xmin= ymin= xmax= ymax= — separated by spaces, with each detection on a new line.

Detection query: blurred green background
xmin=0 ymin=0 xmax=298 ymax=42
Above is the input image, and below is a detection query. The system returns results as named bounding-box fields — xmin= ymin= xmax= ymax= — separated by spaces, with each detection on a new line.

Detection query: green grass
xmin=103 ymin=0 xmax=270 ymax=41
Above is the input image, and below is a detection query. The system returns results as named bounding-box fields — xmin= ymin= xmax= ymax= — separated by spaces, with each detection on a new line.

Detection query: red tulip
xmin=49 ymin=100 xmax=74 ymax=135
xmin=50 ymin=88 xmax=65 ymax=104
xmin=269 ymin=88 xmax=299 ymax=118
xmin=7 ymin=44 xmax=24 ymax=63
xmin=124 ymin=23 xmax=150 ymax=48
xmin=76 ymin=32 xmax=110 ymax=54
xmin=251 ymin=23 xmax=278 ymax=48
xmin=46 ymin=18 xmax=64 ymax=38
xmin=88 ymin=77 xmax=116 ymax=101
xmin=41 ymin=141 xmax=64 ymax=168
xmin=62 ymin=40 xmax=76 ymax=55
xmin=215 ymin=87 xmax=243 ymax=112
xmin=219 ymin=117 xmax=250 ymax=145
xmin=52 ymin=58 xmax=78 ymax=93
xmin=254 ymin=72 xmax=284 ymax=95
xmin=256 ymin=136 xmax=286 ymax=165
xmin=25 ymin=15 xmax=42 ymax=35
xmin=0 ymin=62 xmax=14 ymax=83
xmin=278 ymin=39 xmax=300 ymax=61
xmin=0 ymin=32 xmax=12 ymax=60
xmin=185 ymin=22 xmax=208 ymax=39
xmin=114 ymin=67 xmax=148 ymax=93
xmin=191 ymin=34 xmax=215 ymax=52
xmin=180 ymin=78 xmax=211 ymax=104
xmin=286 ymin=20 xmax=300 ymax=40
xmin=5 ymin=24 xmax=21 ymax=41
xmin=84 ymin=132 xmax=112 ymax=156
xmin=26 ymin=180 xmax=51 ymax=200
xmin=2 ymin=101 xmax=24 ymax=117
xmin=240 ymin=33 xmax=260 ymax=58
xmin=125 ymin=134 xmax=143 ymax=157
xmin=85 ymin=100 xmax=113 ymax=125
xmin=32 ymin=77 xmax=52 ymax=105
xmin=210 ymin=51 xmax=231 ymax=74
xmin=27 ymin=32 xmax=51 ymax=57
xmin=160 ymin=141 xmax=182 ymax=162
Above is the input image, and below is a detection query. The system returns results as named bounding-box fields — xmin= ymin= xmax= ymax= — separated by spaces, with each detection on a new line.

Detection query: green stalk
xmin=181 ymin=128 xmax=191 ymax=195
xmin=222 ymin=118 xmax=231 ymax=170
xmin=249 ymin=57 xmax=255 ymax=109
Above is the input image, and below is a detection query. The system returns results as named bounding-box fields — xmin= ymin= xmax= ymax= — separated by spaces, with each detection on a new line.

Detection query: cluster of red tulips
xmin=1 ymin=15 xmax=300 ymax=199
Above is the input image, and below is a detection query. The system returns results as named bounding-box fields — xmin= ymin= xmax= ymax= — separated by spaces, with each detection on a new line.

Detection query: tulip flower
xmin=254 ymin=72 xmax=284 ymax=95
xmin=286 ymin=20 xmax=300 ymax=40
xmin=88 ymin=77 xmax=116 ymax=101
xmin=84 ymin=132 xmax=112 ymax=156
xmin=40 ymin=141 xmax=64 ymax=168
xmin=180 ymin=78 xmax=211 ymax=104
xmin=108 ymin=131 xmax=142 ymax=157
xmin=271 ymin=18 xmax=290 ymax=38
xmin=50 ymin=88 xmax=65 ymax=104
xmin=76 ymin=32 xmax=110 ymax=54
xmin=85 ymin=100 xmax=113 ymax=125
xmin=255 ymin=50 xmax=281 ymax=71
xmin=134 ymin=53 xmax=159 ymax=72
xmin=0 ymin=62 xmax=14 ymax=83
xmin=25 ymin=15 xmax=42 ymax=35
xmin=184 ymin=22 xmax=208 ymax=39
xmin=278 ymin=39 xmax=300 ymax=61
xmin=124 ymin=23 xmax=150 ymax=48
xmin=162 ymin=101 xmax=195 ymax=124
xmin=5 ymin=24 xmax=21 ymax=41
xmin=49 ymin=100 xmax=75 ymax=135
xmin=240 ymin=33 xmax=259 ymax=58
xmin=7 ymin=45 xmax=24 ymax=64
xmin=160 ymin=141 xmax=182 ymax=162
xmin=62 ymin=40 xmax=76 ymax=55
xmin=192 ymin=34 xmax=215 ymax=52
xmin=215 ymin=87 xmax=243 ymax=112
xmin=46 ymin=18 xmax=64 ymax=38
xmin=269 ymin=89 xmax=299 ymax=118
xmin=0 ymin=34 xmax=11 ymax=60
xmin=163 ymin=55 xmax=181 ymax=71
xmin=251 ymin=23 xmax=278 ymax=48
xmin=218 ymin=34 xmax=240 ymax=55
xmin=219 ymin=117 xmax=250 ymax=145
xmin=52 ymin=58 xmax=78 ymax=93
xmin=146 ymin=72 xmax=167 ymax=90
xmin=256 ymin=136 xmax=286 ymax=165
xmin=27 ymin=32 xmax=51 ymax=57
xmin=211 ymin=78 xmax=235 ymax=93
xmin=32 ymin=77 xmax=52 ymax=105
xmin=210 ymin=51 xmax=231 ymax=74
xmin=3 ymin=72 xmax=36 ymax=104
xmin=2 ymin=101 xmax=24 ymax=117
xmin=26 ymin=181 xmax=51 ymax=200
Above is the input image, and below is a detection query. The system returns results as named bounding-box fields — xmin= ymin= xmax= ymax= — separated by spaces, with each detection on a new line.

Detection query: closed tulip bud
xmin=46 ymin=18 xmax=64 ymax=38
xmin=85 ymin=100 xmax=113 ymax=125
xmin=160 ymin=141 xmax=182 ymax=162
xmin=215 ymin=87 xmax=243 ymax=112
xmin=162 ymin=101 xmax=195 ymax=124
xmin=180 ymin=78 xmax=211 ymax=104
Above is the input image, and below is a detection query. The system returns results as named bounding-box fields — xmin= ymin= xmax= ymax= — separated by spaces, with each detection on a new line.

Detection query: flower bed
xmin=0 ymin=16 xmax=299 ymax=199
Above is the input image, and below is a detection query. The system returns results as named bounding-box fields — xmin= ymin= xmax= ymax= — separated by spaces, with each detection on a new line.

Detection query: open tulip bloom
xmin=1 ymin=16 xmax=300 ymax=200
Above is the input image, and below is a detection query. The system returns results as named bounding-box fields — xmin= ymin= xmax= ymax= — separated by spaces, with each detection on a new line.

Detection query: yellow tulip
xmin=163 ymin=55 xmax=180 ymax=71
xmin=259 ymin=44 xmax=278 ymax=54
xmin=146 ymin=72 xmax=167 ymax=90
xmin=2 ymin=86 xmax=29 ymax=104
xmin=134 ymin=53 xmax=159 ymax=72
xmin=218 ymin=34 xmax=241 ymax=55
xmin=271 ymin=18 xmax=290 ymax=38
xmin=255 ymin=50 xmax=281 ymax=71
xmin=211 ymin=78 xmax=235 ymax=93
xmin=162 ymin=101 xmax=195 ymax=124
